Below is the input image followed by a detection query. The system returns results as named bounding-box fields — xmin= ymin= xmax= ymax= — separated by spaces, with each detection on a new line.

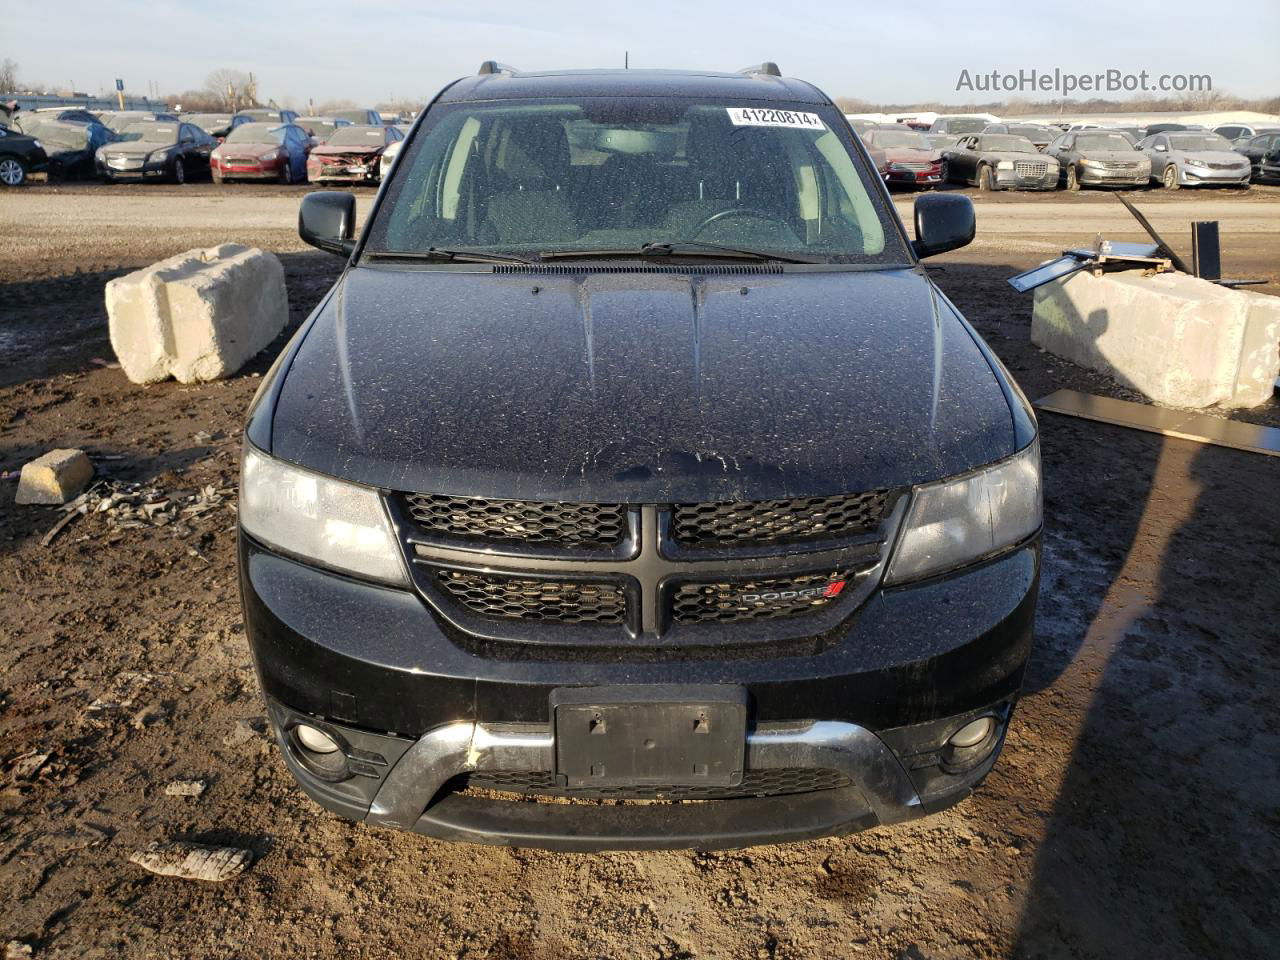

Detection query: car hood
xmin=101 ymin=144 xmax=170 ymax=156
xmin=1079 ymin=150 xmax=1148 ymax=162
xmin=884 ymin=148 xmax=939 ymax=163
xmin=985 ymin=152 xmax=1056 ymax=164
xmin=215 ymin=141 xmax=278 ymax=153
xmin=268 ymin=266 xmax=1016 ymax=502
xmin=1174 ymin=150 xmax=1248 ymax=164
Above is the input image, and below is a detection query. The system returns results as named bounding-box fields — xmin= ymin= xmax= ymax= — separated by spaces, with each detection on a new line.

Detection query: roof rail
xmin=477 ymin=61 xmax=519 ymax=76
xmin=737 ymin=62 xmax=782 ymax=78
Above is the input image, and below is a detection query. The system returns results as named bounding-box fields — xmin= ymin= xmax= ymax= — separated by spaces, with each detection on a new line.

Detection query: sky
xmin=6 ymin=0 xmax=1279 ymax=107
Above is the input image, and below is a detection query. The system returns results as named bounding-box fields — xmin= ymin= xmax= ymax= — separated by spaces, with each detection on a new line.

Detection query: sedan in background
xmin=928 ymin=115 xmax=990 ymax=136
xmin=981 ymin=123 xmax=1058 ymax=151
xmin=378 ymin=137 xmax=403 ymax=181
xmin=95 ymin=121 xmax=214 ymax=183
xmin=924 ymin=133 xmax=961 ymax=153
xmin=212 ymin=122 xmax=313 ymax=183
xmin=0 ymin=125 xmax=48 ymax=186
xmin=845 ymin=117 xmax=877 ymax=137
xmin=1044 ymin=130 xmax=1150 ymax=190
xmin=1139 ymin=132 xmax=1252 ymax=189
xmin=296 ymin=116 xmax=353 ymax=143
xmin=1213 ymin=123 xmax=1280 ymax=142
xmin=233 ymin=108 xmax=299 ymax=125
xmin=862 ymin=128 xmax=943 ymax=188
xmin=1235 ymin=132 xmax=1280 ymax=181
xmin=97 ymin=111 xmax=179 ymax=134
xmin=306 ymin=124 xmax=403 ymax=184
xmin=183 ymin=113 xmax=234 ymax=140
xmin=944 ymin=134 xmax=1059 ymax=191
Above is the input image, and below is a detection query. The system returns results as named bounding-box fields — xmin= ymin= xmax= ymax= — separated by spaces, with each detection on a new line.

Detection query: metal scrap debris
xmin=128 ymin=840 xmax=252 ymax=882
xmin=43 ymin=480 xmax=236 ymax=547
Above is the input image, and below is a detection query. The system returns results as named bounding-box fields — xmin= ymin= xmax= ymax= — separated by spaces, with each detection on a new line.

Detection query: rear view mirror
xmin=912 ymin=193 xmax=975 ymax=259
xmin=299 ymin=192 xmax=356 ymax=257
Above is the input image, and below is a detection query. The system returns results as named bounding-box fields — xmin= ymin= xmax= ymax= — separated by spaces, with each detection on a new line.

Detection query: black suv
xmin=239 ymin=62 xmax=1041 ymax=851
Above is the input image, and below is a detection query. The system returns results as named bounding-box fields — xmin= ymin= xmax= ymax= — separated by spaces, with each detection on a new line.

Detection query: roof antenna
xmin=624 ymin=51 xmax=629 ymax=69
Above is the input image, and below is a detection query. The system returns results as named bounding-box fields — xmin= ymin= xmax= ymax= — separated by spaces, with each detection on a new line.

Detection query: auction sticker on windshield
xmin=726 ymin=107 xmax=825 ymax=130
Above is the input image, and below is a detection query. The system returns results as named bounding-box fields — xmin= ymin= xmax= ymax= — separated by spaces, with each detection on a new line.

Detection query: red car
xmin=211 ymin=122 xmax=313 ymax=184
xmin=862 ymin=128 xmax=944 ymax=189
xmin=306 ymin=124 xmax=403 ymax=185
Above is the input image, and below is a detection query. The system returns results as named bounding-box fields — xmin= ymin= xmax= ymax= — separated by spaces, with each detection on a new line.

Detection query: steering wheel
xmin=689 ymin=207 xmax=777 ymax=237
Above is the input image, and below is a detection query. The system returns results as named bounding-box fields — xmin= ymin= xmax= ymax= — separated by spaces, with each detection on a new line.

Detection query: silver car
xmin=943 ymin=134 xmax=1060 ymax=190
xmin=1138 ymin=132 xmax=1252 ymax=189
xmin=1044 ymin=130 xmax=1150 ymax=190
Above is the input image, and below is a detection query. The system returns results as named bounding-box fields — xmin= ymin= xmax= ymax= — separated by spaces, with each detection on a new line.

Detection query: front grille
xmin=672 ymin=571 xmax=851 ymax=624
xmin=671 ymin=491 xmax=889 ymax=548
xmin=1207 ymin=161 xmax=1242 ymax=170
xmin=462 ymin=767 xmax=851 ymax=800
xmin=403 ymin=493 xmax=626 ymax=549
xmin=435 ymin=570 xmax=626 ymax=624
xmin=1014 ymin=161 xmax=1049 ymax=177
xmin=898 ymin=161 xmax=935 ymax=171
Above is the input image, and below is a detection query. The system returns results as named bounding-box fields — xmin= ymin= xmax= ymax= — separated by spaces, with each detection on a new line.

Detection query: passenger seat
xmin=483 ymin=124 xmax=579 ymax=244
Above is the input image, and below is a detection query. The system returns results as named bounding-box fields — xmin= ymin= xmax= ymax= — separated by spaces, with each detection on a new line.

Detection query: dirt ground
xmin=1 ymin=183 xmax=1278 ymax=960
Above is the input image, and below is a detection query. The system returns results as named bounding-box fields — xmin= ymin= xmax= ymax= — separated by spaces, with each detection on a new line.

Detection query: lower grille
xmin=435 ymin=570 xmax=626 ymax=624
xmin=1207 ymin=161 xmax=1242 ymax=170
xmin=672 ymin=491 xmax=890 ymax=549
xmin=672 ymin=571 xmax=851 ymax=624
xmin=462 ymin=767 xmax=851 ymax=800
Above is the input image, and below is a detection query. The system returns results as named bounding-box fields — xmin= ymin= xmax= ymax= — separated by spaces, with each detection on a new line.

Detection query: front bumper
xmin=994 ymin=167 xmax=1058 ymax=190
xmin=1078 ymin=166 xmax=1148 ymax=186
xmin=1179 ymin=165 xmax=1251 ymax=185
xmin=241 ymin=535 xmax=1038 ymax=850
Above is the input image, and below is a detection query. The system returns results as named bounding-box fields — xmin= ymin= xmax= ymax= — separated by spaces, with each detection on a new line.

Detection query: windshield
xmin=941 ymin=117 xmax=987 ymax=134
xmin=120 ymin=123 xmax=178 ymax=144
xmin=225 ymin=123 xmax=284 ymax=144
xmin=1169 ymin=134 xmax=1233 ymax=151
xmin=1076 ymin=133 xmax=1135 ymax=151
xmin=867 ymin=130 xmax=930 ymax=149
xmin=366 ymin=99 xmax=901 ymax=263
xmin=982 ymin=135 xmax=1037 ymax=153
xmin=326 ymin=125 xmax=386 ymax=147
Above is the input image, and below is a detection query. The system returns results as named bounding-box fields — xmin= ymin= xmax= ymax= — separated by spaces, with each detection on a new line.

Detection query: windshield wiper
xmin=538 ymin=241 xmax=819 ymax=265
xmin=364 ymin=247 xmax=535 ymax=265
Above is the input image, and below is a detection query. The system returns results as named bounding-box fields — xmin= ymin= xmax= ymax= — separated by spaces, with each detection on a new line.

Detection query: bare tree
xmin=0 ymin=58 xmax=17 ymax=94
xmin=205 ymin=68 xmax=253 ymax=111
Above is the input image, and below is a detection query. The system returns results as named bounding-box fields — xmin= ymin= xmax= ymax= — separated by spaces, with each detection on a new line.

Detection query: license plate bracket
xmin=551 ymin=685 xmax=747 ymax=789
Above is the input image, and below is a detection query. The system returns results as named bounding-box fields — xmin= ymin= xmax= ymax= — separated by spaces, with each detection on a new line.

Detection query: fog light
xmin=295 ymin=723 xmax=340 ymax=754
xmin=949 ymin=717 xmax=994 ymax=749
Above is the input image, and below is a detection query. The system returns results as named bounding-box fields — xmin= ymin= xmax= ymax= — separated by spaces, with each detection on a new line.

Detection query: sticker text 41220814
xmin=725 ymin=107 xmax=825 ymax=130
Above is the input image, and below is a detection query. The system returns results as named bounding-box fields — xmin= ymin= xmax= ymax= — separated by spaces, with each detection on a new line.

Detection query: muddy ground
xmin=1 ymin=184 xmax=1278 ymax=960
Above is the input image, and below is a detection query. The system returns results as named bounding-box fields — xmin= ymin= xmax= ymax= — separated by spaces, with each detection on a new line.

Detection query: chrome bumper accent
xmin=367 ymin=719 xmax=922 ymax=830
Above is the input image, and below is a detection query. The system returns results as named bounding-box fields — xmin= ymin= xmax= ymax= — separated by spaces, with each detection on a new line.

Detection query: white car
xmin=379 ymin=137 xmax=403 ymax=181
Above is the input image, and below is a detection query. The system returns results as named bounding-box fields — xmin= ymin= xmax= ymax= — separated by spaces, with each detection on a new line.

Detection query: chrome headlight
xmin=1185 ymin=157 xmax=1207 ymax=168
xmin=885 ymin=440 xmax=1041 ymax=585
xmin=240 ymin=446 xmax=407 ymax=585
xmin=259 ymin=151 xmax=279 ymax=162
xmin=32 ymin=138 xmax=43 ymax=151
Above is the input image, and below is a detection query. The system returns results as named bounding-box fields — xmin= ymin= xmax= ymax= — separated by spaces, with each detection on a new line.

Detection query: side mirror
xmin=912 ymin=193 xmax=975 ymax=259
xmin=299 ymin=191 xmax=356 ymax=257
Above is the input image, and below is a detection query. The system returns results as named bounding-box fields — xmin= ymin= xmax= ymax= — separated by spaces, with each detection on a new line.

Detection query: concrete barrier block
xmin=106 ymin=244 xmax=288 ymax=385
xmin=15 ymin=449 xmax=94 ymax=504
xmin=1230 ymin=291 xmax=1280 ymax=408
xmin=1032 ymin=270 xmax=1278 ymax=409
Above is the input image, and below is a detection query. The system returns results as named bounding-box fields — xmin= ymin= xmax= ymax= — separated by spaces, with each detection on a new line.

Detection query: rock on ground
xmin=15 ymin=449 xmax=93 ymax=505
xmin=128 ymin=841 xmax=252 ymax=882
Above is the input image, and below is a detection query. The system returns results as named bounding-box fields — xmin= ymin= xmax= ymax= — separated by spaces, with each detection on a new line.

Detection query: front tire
xmin=0 ymin=155 xmax=28 ymax=187
xmin=1161 ymin=164 xmax=1179 ymax=190
xmin=172 ymin=158 xmax=186 ymax=185
xmin=1066 ymin=165 xmax=1080 ymax=191
xmin=977 ymin=164 xmax=994 ymax=191
xmin=279 ymin=159 xmax=292 ymax=185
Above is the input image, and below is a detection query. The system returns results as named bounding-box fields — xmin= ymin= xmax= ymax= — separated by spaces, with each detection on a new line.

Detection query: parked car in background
xmin=15 ymin=114 xmax=116 ymax=180
xmin=330 ymin=108 xmax=383 ymax=126
xmin=211 ymin=122 xmax=312 ymax=183
xmin=1213 ymin=123 xmax=1280 ymax=142
xmin=182 ymin=113 xmax=235 ymax=140
xmin=980 ymin=123 xmax=1058 ymax=151
xmin=31 ymin=108 xmax=101 ymax=125
xmin=923 ymin=133 xmax=961 ymax=153
xmin=96 ymin=120 xmax=215 ymax=183
xmin=379 ymin=137 xmax=403 ymax=181
xmin=845 ymin=117 xmax=876 ymax=137
xmin=1235 ymin=131 xmax=1280 ymax=180
xmin=928 ymin=115 xmax=990 ymax=136
xmin=1138 ymin=132 xmax=1251 ymax=189
xmin=306 ymin=124 xmax=403 ymax=184
xmin=296 ymin=116 xmax=353 ymax=143
xmin=862 ymin=128 xmax=943 ymax=188
xmin=97 ymin=111 xmax=179 ymax=134
xmin=1145 ymin=122 xmax=1204 ymax=135
xmin=0 ymin=125 xmax=48 ymax=186
xmin=1106 ymin=126 xmax=1146 ymax=147
xmin=234 ymin=108 xmax=299 ymax=125
xmin=944 ymin=134 xmax=1059 ymax=191
xmin=1044 ymin=130 xmax=1150 ymax=190
xmin=1258 ymin=149 xmax=1280 ymax=184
